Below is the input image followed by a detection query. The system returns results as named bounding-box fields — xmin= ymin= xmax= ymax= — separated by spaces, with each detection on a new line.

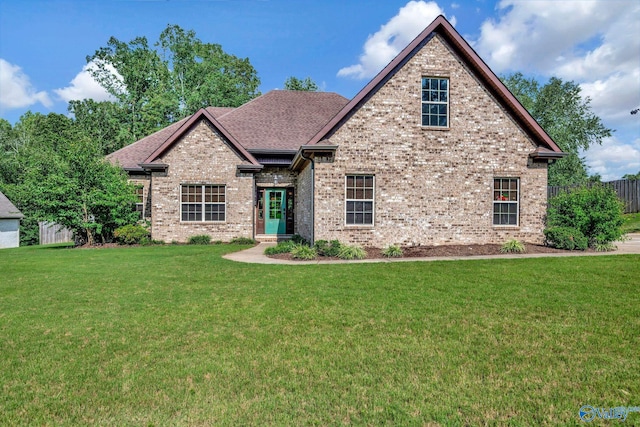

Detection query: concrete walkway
xmin=223 ymin=233 xmax=640 ymax=265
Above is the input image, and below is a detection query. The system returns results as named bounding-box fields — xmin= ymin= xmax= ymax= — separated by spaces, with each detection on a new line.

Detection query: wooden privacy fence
xmin=39 ymin=221 xmax=73 ymax=245
xmin=548 ymin=179 xmax=640 ymax=214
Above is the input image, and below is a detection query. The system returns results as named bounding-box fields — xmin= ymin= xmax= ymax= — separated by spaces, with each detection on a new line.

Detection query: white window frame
xmin=421 ymin=77 xmax=449 ymax=128
xmin=180 ymin=184 xmax=226 ymax=222
xmin=492 ymin=178 xmax=519 ymax=226
xmin=135 ymin=185 xmax=144 ymax=218
xmin=345 ymin=175 xmax=375 ymax=226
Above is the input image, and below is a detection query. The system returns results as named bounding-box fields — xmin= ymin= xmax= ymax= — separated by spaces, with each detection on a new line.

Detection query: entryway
xmin=256 ymin=187 xmax=294 ymax=238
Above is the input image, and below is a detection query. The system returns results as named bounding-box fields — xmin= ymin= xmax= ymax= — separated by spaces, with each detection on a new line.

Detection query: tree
xmin=69 ymin=99 xmax=132 ymax=155
xmin=87 ymin=24 xmax=261 ymax=144
xmin=0 ymin=113 xmax=139 ymax=245
xmin=284 ymin=76 xmax=319 ymax=92
xmin=502 ymin=73 xmax=612 ymax=186
xmin=622 ymin=171 xmax=640 ymax=180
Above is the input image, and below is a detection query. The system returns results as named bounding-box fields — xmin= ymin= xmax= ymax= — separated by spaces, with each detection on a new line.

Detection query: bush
xmin=500 ymin=239 xmax=526 ymax=254
xmin=113 ymin=224 xmax=150 ymax=245
xmin=314 ymin=239 xmax=343 ymax=257
xmin=188 ymin=235 xmax=211 ymax=245
xmin=290 ymin=234 xmax=308 ymax=245
xmin=290 ymin=244 xmax=317 ymax=260
xmin=337 ymin=244 xmax=367 ymax=260
xmin=382 ymin=244 xmax=404 ymax=258
xmin=264 ymin=240 xmax=297 ymax=255
xmin=230 ymin=237 xmax=256 ymax=245
xmin=546 ymin=184 xmax=625 ymax=247
xmin=544 ymin=227 xmax=588 ymax=251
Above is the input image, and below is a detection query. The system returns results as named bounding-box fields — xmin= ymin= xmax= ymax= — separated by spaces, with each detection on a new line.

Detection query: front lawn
xmin=623 ymin=212 xmax=640 ymax=233
xmin=1 ymin=245 xmax=638 ymax=425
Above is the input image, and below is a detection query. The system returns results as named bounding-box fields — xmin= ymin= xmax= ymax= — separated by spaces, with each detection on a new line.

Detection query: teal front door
xmin=265 ymin=189 xmax=286 ymax=234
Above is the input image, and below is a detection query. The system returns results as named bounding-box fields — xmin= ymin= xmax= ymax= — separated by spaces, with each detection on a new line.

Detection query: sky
xmin=0 ymin=0 xmax=638 ymax=180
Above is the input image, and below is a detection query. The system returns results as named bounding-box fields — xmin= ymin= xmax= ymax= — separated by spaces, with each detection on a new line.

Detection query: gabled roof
xmin=307 ymin=15 xmax=564 ymax=156
xmin=143 ymin=108 xmax=261 ymax=168
xmin=0 ymin=191 xmax=23 ymax=219
xmin=216 ymin=90 xmax=349 ymax=151
xmin=107 ymin=91 xmax=348 ymax=170
xmin=107 ymin=106 xmax=235 ymax=171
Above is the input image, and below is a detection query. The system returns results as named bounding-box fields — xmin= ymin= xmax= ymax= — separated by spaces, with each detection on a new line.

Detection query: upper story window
xmin=421 ymin=77 xmax=449 ymax=127
xmin=181 ymin=184 xmax=226 ymax=222
xmin=345 ymin=175 xmax=374 ymax=226
xmin=493 ymin=178 xmax=519 ymax=226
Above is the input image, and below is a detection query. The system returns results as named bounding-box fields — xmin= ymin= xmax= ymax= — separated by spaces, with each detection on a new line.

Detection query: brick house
xmin=107 ymin=16 xmax=564 ymax=246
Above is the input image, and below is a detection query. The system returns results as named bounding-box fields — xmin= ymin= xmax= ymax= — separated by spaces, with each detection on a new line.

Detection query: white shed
xmin=0 ymin=191 xmax=23 ymax=249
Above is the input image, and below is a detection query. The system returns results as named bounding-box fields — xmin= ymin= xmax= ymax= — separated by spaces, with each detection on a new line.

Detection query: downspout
xmin=299 ymin=150 xmax=314 ymax=245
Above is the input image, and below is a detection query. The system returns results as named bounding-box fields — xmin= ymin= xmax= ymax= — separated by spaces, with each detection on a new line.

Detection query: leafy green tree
xmin=87 ymin=24 xmax=261 ymax=144
xmin=502 ymin=73 xmax=612 ymax=186
xmin=284 ymin=76 xmax=319 ymax=92
xmin=0 ymin=113 xmax=139 ymax=245
xmin=69 ymin=99 xmax=132 ymax=154
xmin=622 ymin=171 xmax=640 ymax=180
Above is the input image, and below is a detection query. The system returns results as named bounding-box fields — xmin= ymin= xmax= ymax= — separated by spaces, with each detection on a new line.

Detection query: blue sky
xmin=1 ymin=0 xmax=638 ymax=179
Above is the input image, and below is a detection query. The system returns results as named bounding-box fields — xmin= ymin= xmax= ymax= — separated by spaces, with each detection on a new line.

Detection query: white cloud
xmin=0 ymin=58 xmax=52 ymax=110
xmin=474 ymin=0 xmax=640 ymax=180
xmin=338 ymin=1 xmax=455 ymax=79
xmin=54 ymin=61 xmax=117 ymax=103
xmin=584 ymin=136 xmax=640 ymax=181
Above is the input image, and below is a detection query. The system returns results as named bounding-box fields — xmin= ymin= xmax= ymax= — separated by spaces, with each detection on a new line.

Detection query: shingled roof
xmin=0 ymin=191 xmax=23 ymax=219
xmin=107 ymin=91 xmax=348 ymax=170
xmin=216 ymin=90 xmax=349 ymax=151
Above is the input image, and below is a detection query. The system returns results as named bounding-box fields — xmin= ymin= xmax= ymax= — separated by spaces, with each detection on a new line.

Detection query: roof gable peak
xmin=307 ymin=15 xmax=562 ymax=154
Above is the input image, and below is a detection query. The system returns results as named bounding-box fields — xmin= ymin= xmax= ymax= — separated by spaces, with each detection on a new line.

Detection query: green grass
xmin=622 ymin=212 xmax=640 ymax=233
xmin=1 ymin=245 xmax=639 ymax=426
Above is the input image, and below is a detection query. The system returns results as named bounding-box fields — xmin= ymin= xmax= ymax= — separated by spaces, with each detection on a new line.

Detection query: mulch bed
xmin=268 ymin=243 xmax=580 ymax=262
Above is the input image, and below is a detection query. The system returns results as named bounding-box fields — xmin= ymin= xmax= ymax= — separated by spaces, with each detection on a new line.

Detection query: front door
xmin=265 ymin=189 xmax=286 ymax=234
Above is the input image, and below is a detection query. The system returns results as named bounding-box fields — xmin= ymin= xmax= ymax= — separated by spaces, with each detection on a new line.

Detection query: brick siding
xmin=150 ymin=120 xmax=255 ymax=243
xmin=312 ymin=34 xmax=548 ymax=246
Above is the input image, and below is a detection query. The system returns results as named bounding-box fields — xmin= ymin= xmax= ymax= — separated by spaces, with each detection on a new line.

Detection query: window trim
xmin=344 ymin=174 xmax=375 ymax=227
xmin=135 ymin=185 xmax=144 ymax=218
xmin=492 ymin=178 xmax=519 ymax=227
xmin=180 ymin=184 xmax=226 ymax=223
xmin=421 ymin=77 xmax=450 ymax=128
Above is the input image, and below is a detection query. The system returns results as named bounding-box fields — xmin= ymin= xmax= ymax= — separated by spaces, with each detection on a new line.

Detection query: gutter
xmin=299 ymin=149 xmax=315 ymax=245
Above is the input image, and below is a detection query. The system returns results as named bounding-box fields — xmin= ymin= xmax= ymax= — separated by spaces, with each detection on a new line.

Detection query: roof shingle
xmin=107 ymin=91 xmax=348 ymax=168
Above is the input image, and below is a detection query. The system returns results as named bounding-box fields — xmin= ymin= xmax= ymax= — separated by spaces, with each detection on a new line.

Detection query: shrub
xmin=290 ymin=234 xmax=308 ymax=245
xmin=382 ymin=244 xmax=404 ymax=258
xmin=337 ymin=244 xmax=367 ymax=260
xmin=113 ymin=224 xmax=150 ymax=245
xmin=290 ymin=244 xmax=317 ymax=260
xmin=230 ymin=237 xmax=256 ymax=245
xmin=544 ymin=227 xmax=588 ymax=251
xmin=546 ymin=184 xmax=625 ymax=247
xmin=188 ymin=235 xmax=211 ymax=245
xmin=594 ymin=242 xmax=617 ymax=252
xmin=315 ymin=239 xmax=343 ymax=257
xmin=264 ymin=240 xmax=297 ymax=255
xmin=500 ymin=239 xmax=526 ymax=254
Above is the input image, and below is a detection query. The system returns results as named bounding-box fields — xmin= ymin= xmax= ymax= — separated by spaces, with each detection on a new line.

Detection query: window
xmin=181 ymin=184 xmax=225 ymax=222
xmin=493 ymin=178 xmax=519 ymax=226
xmin=421 ymin=77 xmax=449 ymax=127
xmin=345 ymin=175 xmax=374 ymax=225
xmin=135 ymin=186 xmax=144 ymax=218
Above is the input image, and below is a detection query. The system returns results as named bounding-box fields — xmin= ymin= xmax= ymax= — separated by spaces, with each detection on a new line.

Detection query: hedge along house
xmin=107 ymin=15 xmax=564 ymax=246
